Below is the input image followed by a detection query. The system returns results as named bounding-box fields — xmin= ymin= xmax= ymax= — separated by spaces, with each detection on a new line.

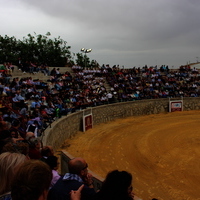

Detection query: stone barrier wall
xmin=43 ymin=97 xmax=200 ymax=150
xmin=42 ymin=98 xmax=200 ymax=189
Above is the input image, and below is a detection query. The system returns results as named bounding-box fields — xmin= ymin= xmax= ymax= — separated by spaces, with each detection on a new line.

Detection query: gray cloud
xmin=1 ymin=0 xmax=200 ymax=67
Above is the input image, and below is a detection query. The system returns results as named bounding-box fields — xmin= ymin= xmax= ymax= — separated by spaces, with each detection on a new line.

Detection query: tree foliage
xmin=75 ymin=53 xmax=89 ymax=67
xmin=75 ymin=52 xmax=99 ymax=68
xmin=0 ymin=32 xmax=72 ymax=67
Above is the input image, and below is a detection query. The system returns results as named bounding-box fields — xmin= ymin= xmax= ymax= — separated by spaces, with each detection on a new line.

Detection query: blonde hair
xmin=0 ymin=152 xmax=27 ymax=195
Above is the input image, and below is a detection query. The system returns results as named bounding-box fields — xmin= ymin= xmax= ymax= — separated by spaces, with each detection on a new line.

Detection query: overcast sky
xmin=1 ymin=0 xmax=200 ymax=68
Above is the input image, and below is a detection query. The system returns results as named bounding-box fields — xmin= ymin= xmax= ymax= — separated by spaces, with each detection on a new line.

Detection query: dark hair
xmin=11 ymin=160 xmax=52 ymax=200
xmin=45 ymin=156 xmax=58 ymax=170
xmin=41 ymin=146 xmax=53 ymax=157
xmin=12 ymin=119 xmax=20 ymax=127
xmin=96 ymin=170 xmax=132 ymax=200
xmin=1 ymin=142 xmax=29 ymax=156
xmin=28 ymin=138 xmax=40 ymax=148
xmin=33 ymin=120 xmax=38 ymax=125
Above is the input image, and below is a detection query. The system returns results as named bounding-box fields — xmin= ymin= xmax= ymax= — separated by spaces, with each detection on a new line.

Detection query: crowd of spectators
xmin=0 ymin=62 xmax=199 ymax=137
xmin=105 ymin=64 xmax=200 ymax=101
xmin=0 ymin=62 xmax=200 ymax=149
xmin=0 ymin=60 xmax=199 ymax=200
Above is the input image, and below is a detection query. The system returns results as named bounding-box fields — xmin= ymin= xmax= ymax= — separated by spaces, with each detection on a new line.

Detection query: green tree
xmin=0 ymin=35 xmax=19 ymax=62
xmin=75 ymin=52 xmax=97 ymax=68
xmin=0 ymin=32 xmax=72 ymax=67
xmin=90 ymin=59 xmax=99 ymax=68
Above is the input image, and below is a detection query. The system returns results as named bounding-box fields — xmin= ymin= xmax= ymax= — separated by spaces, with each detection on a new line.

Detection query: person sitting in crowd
xmin=46 ymin=155 xmax=61 ymax=188
xmin=28 ymin=138 xmax=42 ymax=160
xmin=40 ymin=145 xmax=54 ymax=162
xmin=9 ymin=119 xmax=25 ymax=140
xmin=0 ymin=120 xmax=11 ymax=138
xmin=24 ymin=131 xmax=35 ymax=141
xmin=0 ymin=152 xmax=27 ymax=200
xmin=26 ymin=120 xmax=39 ymax=137
xmin=48 ymin=157 xmax=96 ymax=200
xmin=1 ymin=141 xmax=29 ymax=158
xmin=12 ymin=90 xmax=25 ymax=109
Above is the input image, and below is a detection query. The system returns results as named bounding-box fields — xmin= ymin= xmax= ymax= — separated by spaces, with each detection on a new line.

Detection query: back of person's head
xmin=28 ymin=138 xmax=41 ymax=149
xmin=33 ymin=120 xmax=38 ymax=125
xmin=68 ymin=157 xmax=86 ymax=175
xmin=25 ymin=132 xmax=35 ymax=141
xmin=98 ymin=170 xmax=132 ymax=200
xmin=15 ymin=142 xmax=29 ymax=156
xmin=1 ymin=141 xmax=29 ymax=157
xmin=0 ymin=120 xmax=11 ymax=131
xmin=11 ymin=160 xmax=52 ymax=200
xmin=11 ymin=119 xmax=20 ymax=127
xmin=45 ymin=155 xmax=58 ymax=170
xmin=41 ymin=146 xmax=54 ymax=157
xmin=0 ymin=152 xmax=27 ymax=195
xmin=0 ymin=138 xmax=12 ymax=153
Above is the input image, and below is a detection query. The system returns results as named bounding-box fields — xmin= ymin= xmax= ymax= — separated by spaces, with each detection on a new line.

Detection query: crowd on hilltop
xmin=0 ymin=61 xmax=199 ymax=200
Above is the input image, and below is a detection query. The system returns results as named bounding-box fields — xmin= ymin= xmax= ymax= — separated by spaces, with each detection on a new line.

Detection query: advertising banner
xmin=169 ymin=100 xmax=183 ymax=112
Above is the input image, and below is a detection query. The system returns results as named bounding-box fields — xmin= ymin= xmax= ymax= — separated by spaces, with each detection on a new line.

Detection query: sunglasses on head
xmin=82 ymin=163 xmax=88 ymax=170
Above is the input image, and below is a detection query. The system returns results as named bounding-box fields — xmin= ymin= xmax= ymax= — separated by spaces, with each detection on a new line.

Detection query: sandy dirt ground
xmin=61 ymin=110 xmax=200 ymax=200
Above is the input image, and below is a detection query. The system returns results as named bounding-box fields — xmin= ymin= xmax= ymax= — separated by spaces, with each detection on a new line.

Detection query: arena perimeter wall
xmin=42 ymin=97 xmax=200 ymax=188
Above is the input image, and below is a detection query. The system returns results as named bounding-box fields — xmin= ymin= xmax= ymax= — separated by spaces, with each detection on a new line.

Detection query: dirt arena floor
xmin=61 ymin=110 xmax=200 ymax=200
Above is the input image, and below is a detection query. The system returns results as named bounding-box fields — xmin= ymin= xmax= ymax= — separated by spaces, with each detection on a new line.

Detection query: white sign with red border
xmin=169 ymin=100 xmax=183 ymax=112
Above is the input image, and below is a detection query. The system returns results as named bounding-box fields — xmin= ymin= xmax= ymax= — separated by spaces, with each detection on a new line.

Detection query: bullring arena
xmin=61 ymin=110 xmax=200 ymax=200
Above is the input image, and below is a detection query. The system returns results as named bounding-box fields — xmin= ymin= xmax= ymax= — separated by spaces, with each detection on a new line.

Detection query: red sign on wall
xmin=83 ymin=114 xmax=93 ymax=131
xmin=169 ymin=100 xmax=183 ymax=112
